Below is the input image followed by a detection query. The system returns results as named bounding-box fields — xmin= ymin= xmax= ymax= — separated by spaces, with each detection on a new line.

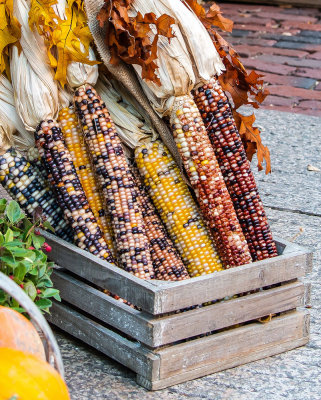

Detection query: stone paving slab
xmin=54 ymin=109 xmax=321 ymax=399
xmin=214 ymin=2 xmax=321 ymax=116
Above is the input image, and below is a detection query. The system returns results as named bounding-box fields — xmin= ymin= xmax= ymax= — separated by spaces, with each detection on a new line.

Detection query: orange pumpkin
xmin=0 ymin=306 xmax=45 ymax=360
xmin=0 ymin=348 xmax=70 ymax=400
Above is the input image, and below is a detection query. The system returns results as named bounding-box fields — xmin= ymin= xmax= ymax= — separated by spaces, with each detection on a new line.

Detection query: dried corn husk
xmin=11 ymin=0 xmax=59 ymax=131
xmin=84 ymin=0 xmax=181 ymax=168
xmin=127 ymin=0 xmax=195 ymax=115
xmin=95 ymin=76 xmax=157 ymax=149
xmin=155 ymin=0 xmax=225 ymax=84
xmin=0 ymin=75 xmax=34 ymax=152
xmin=124 ymin=0 xmax=224 ymax=116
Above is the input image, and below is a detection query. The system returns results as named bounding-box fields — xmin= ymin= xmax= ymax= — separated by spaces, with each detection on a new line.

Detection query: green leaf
xmin=35 ymin=298 xmax=52 ymax=309
xmin=43 ymin=220 xmax=55 ymax=233
xmin=4 ymin=246 xmax=33 ymax=259
xmin=38 ymin=264 xmax=47 ymax=278
xmin=0 ymin=198 xmax=7 ymax=212
xmin=32 ymin=234 xmax=45 ymax=250
xmin=24 ymin=280 xmax=37 ymax=301
xmin=11 ymin=307 xmax=26 ymax=314
xmin=6 ymin=201 xmax=22 ymax=223
xmin=15 ymin=263 xmax=29 ymax=281
xmin=4 ymin=228 xmax=14 ymax=242
xmin=42 ymin=288 xmax=60 ymax=298
xmin=0 ymin=289 xmax=6 ymax=303
xmin=0 ymin=255 xmax=16 ymax=267
xmin=0 ymin=232 xmax=4 ymax=246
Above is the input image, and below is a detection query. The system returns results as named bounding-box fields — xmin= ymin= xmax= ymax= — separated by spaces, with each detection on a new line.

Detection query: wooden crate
xmin=44 ymin=232 xmax=312 ymax=390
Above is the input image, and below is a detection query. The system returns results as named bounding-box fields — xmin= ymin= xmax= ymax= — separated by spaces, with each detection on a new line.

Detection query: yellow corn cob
xmin=133 ymin=168 xmax=190 ymax=281
xmin=58 ymin=107 xmax=115 ymax=255
xmin=170 ymin=95 xmax=252 ymax=268
xmin=136 ymin=140 xmax=222 ymax=277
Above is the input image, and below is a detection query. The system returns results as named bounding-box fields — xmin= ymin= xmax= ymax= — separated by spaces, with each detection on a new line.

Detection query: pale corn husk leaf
xmin=84 ymin=0 xmax=183 ymax=170
xmin=11 ymin=0 xmax=59 ymax=130
xmin=158 ymin=0 xmax=225 ymax=83
xmin=0 ymin=75 xmax=34 ymax=152
xmin=129 ymin=0 xmax=196 ymax=116
xmin=96 ymin=76 xmax=156 ymax=149
xmin=58 ymin=83 xmax=73 ymax=108
xmin=67 ymin=47 xmax=98 ymax=88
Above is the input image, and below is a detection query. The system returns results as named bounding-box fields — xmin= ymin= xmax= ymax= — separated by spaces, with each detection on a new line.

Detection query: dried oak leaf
xmin=234 ymin=112 xmax=271 ymax=174
xmin=0 ymin=0 xmax=21 ymax=78
xmin=182 ymin=0 xmax=233 ymax=33
xmin=181 ymin=1 xmax=270 ymax=172
xmin=98 ymin=0 xmax=175 ymax=85
xmin=181 ymin=0 xmax=268 ymax=110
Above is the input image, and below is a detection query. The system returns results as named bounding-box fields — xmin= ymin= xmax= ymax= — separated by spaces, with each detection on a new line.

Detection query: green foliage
xmin=0 ymin=199 xmax=60 ymax=314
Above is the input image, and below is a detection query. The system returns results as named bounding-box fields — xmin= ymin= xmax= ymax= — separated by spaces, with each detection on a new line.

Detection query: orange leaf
xmin=207 ymin=3 xmax=234 ymax=33
xmin=234 ymin=112 xmax=271 ymax=174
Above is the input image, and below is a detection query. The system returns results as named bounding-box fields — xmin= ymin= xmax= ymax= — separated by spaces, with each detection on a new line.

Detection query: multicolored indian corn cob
xmin=58 ymin=107 xmax=116 ymax=256
xmin=74 ymin=85 xmax=154 ymax=280
xmin=34 ymin=119 xmax=115 ymax=264
xmin=193 ymin=78 xmax=278 ymax=261
xmin=136 ymin=140 xmax=222 ymax=277
xmin=0 ymin=147 xmax=74 ymax=242
xmin=133 ymin=168 xmax=190 ymax=281
xmin=170 ymin=95 xmax=252 ymax=268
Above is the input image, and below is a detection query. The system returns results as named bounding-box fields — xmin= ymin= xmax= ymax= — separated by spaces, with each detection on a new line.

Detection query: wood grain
xmin=45 ymin=230 xmax=312 ymax=314
xmin=47 ymin=302 xmax=160 ymax=380
xmin=156 ymin=310 xmax=309 ymax=380
xmin=52 ymin=270 xmax=306 ymax=348
xmin=47 ymin=301 xmax=309 ymax=390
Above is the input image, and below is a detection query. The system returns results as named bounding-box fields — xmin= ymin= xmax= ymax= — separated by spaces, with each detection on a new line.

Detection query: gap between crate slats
xmin=52 ymin=270 xmax=307 ymax=348
xmin=47 ymin=302 xmax=309 ymax=390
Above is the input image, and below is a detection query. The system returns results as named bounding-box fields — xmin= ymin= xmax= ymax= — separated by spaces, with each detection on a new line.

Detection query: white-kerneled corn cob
xmin=170 ymin=95 xmax=252 ymax=268
xmin=193 ymin=78 xmax=278 ymax=261
xmin=58 ymin=107 xmax=116 ymax=255
xmin=136 ymin=140 xmax=222 ymax=277
xmin=34 ymin=119 xmax=115 ymax=263
xmin=0 ymin=147 xmax=74 ymax=242
xmin=74 ymin=85 xmax=154 ymax=280
xmin=133 ymin=169 xmax=190 ymax=281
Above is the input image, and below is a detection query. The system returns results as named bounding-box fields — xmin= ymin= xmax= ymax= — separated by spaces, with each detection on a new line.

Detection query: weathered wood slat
xmin=47 ymin=301 xmax=309 ymax=390
xmin=47 ymin=302 xmax=160 ymax=380
xmin=52 ymin=270 xmax=306 ymax=348
xmin=45 ymin=230 xmax=311 ymax=315
xmin=150 ymin=250 xmax=310 ymax=314
xmin=51 ymin=270 xmax=155 ymax=344
xmin=43 ymin=231 xmax=159 ymax=312
xmin=155 ymin=310 xmax=309 ymax=381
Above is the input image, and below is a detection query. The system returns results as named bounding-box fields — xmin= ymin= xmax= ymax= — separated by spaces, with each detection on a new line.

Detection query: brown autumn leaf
xmin=207 ymin=3 xmax=234 ymax=33
xmin=97 ymin=0 xmax=175 ymax=85
xmin=234 ymin=112 xmax=271 ymax=174
xmin=182 ymin=0 xmax=233 ymax=32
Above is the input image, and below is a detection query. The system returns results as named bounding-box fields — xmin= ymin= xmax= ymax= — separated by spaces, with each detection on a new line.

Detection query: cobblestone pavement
xmin=215 ymin=2 xmax=321 ymax=116
xmin=54 ymin=108 xmax=321 ymax=399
